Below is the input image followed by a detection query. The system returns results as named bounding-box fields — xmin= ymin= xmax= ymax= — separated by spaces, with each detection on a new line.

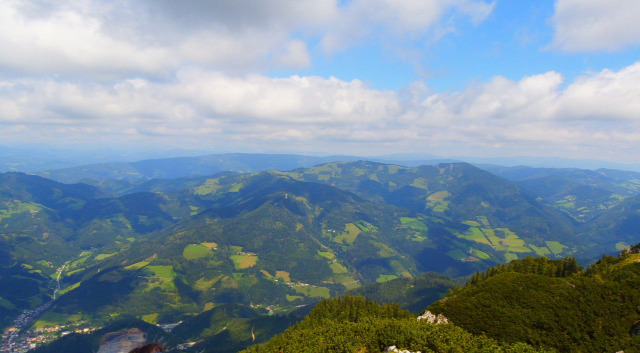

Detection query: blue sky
xmin=1 ymin=0 xmax=640 ymax=165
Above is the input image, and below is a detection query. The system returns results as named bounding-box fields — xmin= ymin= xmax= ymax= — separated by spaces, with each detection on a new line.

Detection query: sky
xmin=2 ymin=0 xmax=640 ymax=164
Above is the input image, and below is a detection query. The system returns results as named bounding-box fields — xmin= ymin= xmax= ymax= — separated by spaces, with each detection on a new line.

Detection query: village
xmin=1 ymin=320 xmax=99 ymax=353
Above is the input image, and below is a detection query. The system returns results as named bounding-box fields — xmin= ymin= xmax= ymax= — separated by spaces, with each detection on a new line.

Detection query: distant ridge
xmin=36 ymin=153 xmax=360 ymax=183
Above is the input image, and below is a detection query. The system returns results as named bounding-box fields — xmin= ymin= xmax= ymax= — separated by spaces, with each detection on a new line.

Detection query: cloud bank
xmin=2 ymin=61 xmax=640 ymax=161
xmin=550 ymin=0 xmax=640 ymax=52
xmin=0 ymin=0 xmax=494 ymax=78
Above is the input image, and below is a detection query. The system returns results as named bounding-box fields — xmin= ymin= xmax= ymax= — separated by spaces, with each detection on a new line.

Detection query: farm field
xmin=183 ymin=244 xmax=211 ymax=260
xmin=231 ymin=254 xmax=258 ymax=270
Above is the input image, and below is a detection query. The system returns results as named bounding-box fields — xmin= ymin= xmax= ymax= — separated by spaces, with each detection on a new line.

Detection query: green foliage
xmin=241 ymin=296 xmax=549 ymax=353
xmin=347 ymin=272 xmax=458 ymax=313
xmin=464 ymin=256 xmax=582 ymax=288
xmin=429 ymin=253 xmax=640 ymax=352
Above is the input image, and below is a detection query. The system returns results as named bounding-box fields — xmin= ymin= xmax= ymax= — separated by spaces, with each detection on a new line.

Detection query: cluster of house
xmin=1 ymin=324 xmax=98 ymax=352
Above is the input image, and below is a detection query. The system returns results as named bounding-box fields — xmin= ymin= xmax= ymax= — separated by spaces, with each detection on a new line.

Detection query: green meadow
xmin=291 ymin=284 xmax=330 ymax=298
xmin=183 ymin=244 xmax=211 ymax=260
xmin=231 ymin=254 xmax=258 ymax=269
xmin=333 ymin=223 xmax=360 ymax=245
xmin=376 ymin=274 xmax=398 ymax=283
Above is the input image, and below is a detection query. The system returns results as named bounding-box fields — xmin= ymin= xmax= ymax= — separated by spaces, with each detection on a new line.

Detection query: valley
xmin=1 ymin=154 xmax=640 ymax=352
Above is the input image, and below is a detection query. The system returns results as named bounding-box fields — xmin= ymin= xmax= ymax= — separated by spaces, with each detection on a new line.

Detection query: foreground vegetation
xmin=428 ymin=252 xmax=640 ymax=352
xmin=241 ymin=296 xmax=550 ymax=353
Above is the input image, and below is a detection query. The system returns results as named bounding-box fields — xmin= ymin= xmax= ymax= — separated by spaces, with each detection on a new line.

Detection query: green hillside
xmin=286 ymin=161 xmax=577 ymax=261
xmin=240 ymin=296 xmax=548 ymax=353
xmin=346 ymin=272 xmax=458 ymax=313
xmin=427 ymin=251 xmax=640 ymax=352
xmin=4 ymin=160 xmax=640 ymax=351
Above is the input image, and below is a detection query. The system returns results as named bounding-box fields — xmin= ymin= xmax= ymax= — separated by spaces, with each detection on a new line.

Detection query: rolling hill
xmin=4 ymin=159 xmax=640 ymax=352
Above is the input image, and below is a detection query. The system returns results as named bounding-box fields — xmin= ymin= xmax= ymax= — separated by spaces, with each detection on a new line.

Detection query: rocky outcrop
xmin=97 ymin=328 xmax=146 ymax=353
xmin=416 ymin=310 xmax=449 ymax=324
xmin=384 ymin=345 xmax=421 ymax=353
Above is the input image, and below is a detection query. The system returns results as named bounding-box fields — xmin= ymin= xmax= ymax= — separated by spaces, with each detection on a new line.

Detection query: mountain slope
xmin=286 ymin=161 xmax=576 ymax=261
xmin=46 ymin=172 xmax=430 ymax=322
xmin=427 ymin=252 xmax=640 ymax=352
xmin=240 ymin=296 xmax=548 ymax=353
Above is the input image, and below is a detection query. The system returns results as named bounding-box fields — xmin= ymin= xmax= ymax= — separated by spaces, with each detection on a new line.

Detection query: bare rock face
xmin=97 ymin=328 xmax=146 ymax=353
xmin=416 ymin=310 xmax=449 ymax=324
xmin=384 ymin=345 xmax=421 ymax=353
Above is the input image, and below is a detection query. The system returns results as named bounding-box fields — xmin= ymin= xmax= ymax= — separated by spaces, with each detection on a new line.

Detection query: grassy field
xmin=355 ymin=220 xmax=377 ymax=232
xmin=387 ymin=165 xmax=404 ymax=174
xmin=555 ymin=196 xmax=576 ymax=209
xmin=504 ymin=252 xmax=519 ymax=262
xmin=142 ymin=313 xmax=158 ymax=324
xmin=411 ymin=178 xmax=428 ymax=190
xmin=476 ymin=216 xmax=490 ymax=227
xmin=376 ymin=275 xmax=399 ymax=283
xmin=333 ymin=223 xmax=361 ymax=245
xmin=231 ymin=254 xmax=258 ymax=269
xmin=202 ymin=242 xmax=218 ymax=249
xmin=194 ymin=178 xmax=222 ymax=195
xmin=124 ymin=261 xmax=150 ymax=270
xmin=292 ymin=284 xmax=330 ymax=298
xmin=446 ymin=249 xmax=467 ymax=261
xmin=286 ymin=294 xmax=304 ymax=302
xmin=334 ymin=274 xmax=360 ymax=290
xmin=94 ymin=253 xmax=116 ymax=260
xmin=275 ymin=271 xmax=291 ymax=282
xmin=317 ymin=251 xmax=335 ymax=259
xmin=70 ymin=256 xmax=90 ymax=268
xmin=0 ymin=201 xmax=42 ymax=223
xmin=498 ymin=230 xmax=530 ymax=253
xmin=426 ymin=191 xmax=450 ymax=212
xmin=529 ymin=244 xmax=552 ymax=256
xmin=469 ymin=248 xmax=490 ymax=260
xmin=460 ymin=227 xmax=492 ymax=246
xmin=329 ymin=261 xmax=348 ymax=274
xmin=58 ymin=281 xmax=81 ymax=296
xmin=33 ymin=312 xmax=84 ymax=329
xmin=183 ymin=244 xmax=211 ymax=260
xmin=195 ymin=275 xmax=223 ymax=290
xmin=401 ymin=217 xmax=429 ymax=231
xmin=146 ymin=265 xmax=176 ymax=279
xmin=545 ymin=241 xmax=568 ymax=255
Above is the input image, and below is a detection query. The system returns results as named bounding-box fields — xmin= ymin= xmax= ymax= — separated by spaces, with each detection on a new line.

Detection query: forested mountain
xmin=4 ymin=159 xmax=640 ymax=352
xmin=481 ymin=165 xmax=640 ymax=223
xmin=427 ymin=251 xmax=640 ymax=352
xmin=346 ymin=272 xmax=458 ymax=313
xmin=240 ymin=296 xmax=549 ymax=353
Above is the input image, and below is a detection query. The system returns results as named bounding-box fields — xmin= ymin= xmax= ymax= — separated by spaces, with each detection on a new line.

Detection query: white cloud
xmin=3 ymin=62 xmax=640 ymax=161
xmin=271 ymin=40 xmax=312 ymax=70
xmin=0 ymin=0 xmax=329 ymax=77
xmin=320 ymin=0 xmax=495 ymax=54
xmin=0 ymin=0 xmax=494 ymax=78
xmin=550 ymin=0 xmax=640 ymax=52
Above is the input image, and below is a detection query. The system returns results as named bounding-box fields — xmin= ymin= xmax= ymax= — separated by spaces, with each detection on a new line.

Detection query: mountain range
xmin=3 ymin=154 xmax=640 ymax=352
